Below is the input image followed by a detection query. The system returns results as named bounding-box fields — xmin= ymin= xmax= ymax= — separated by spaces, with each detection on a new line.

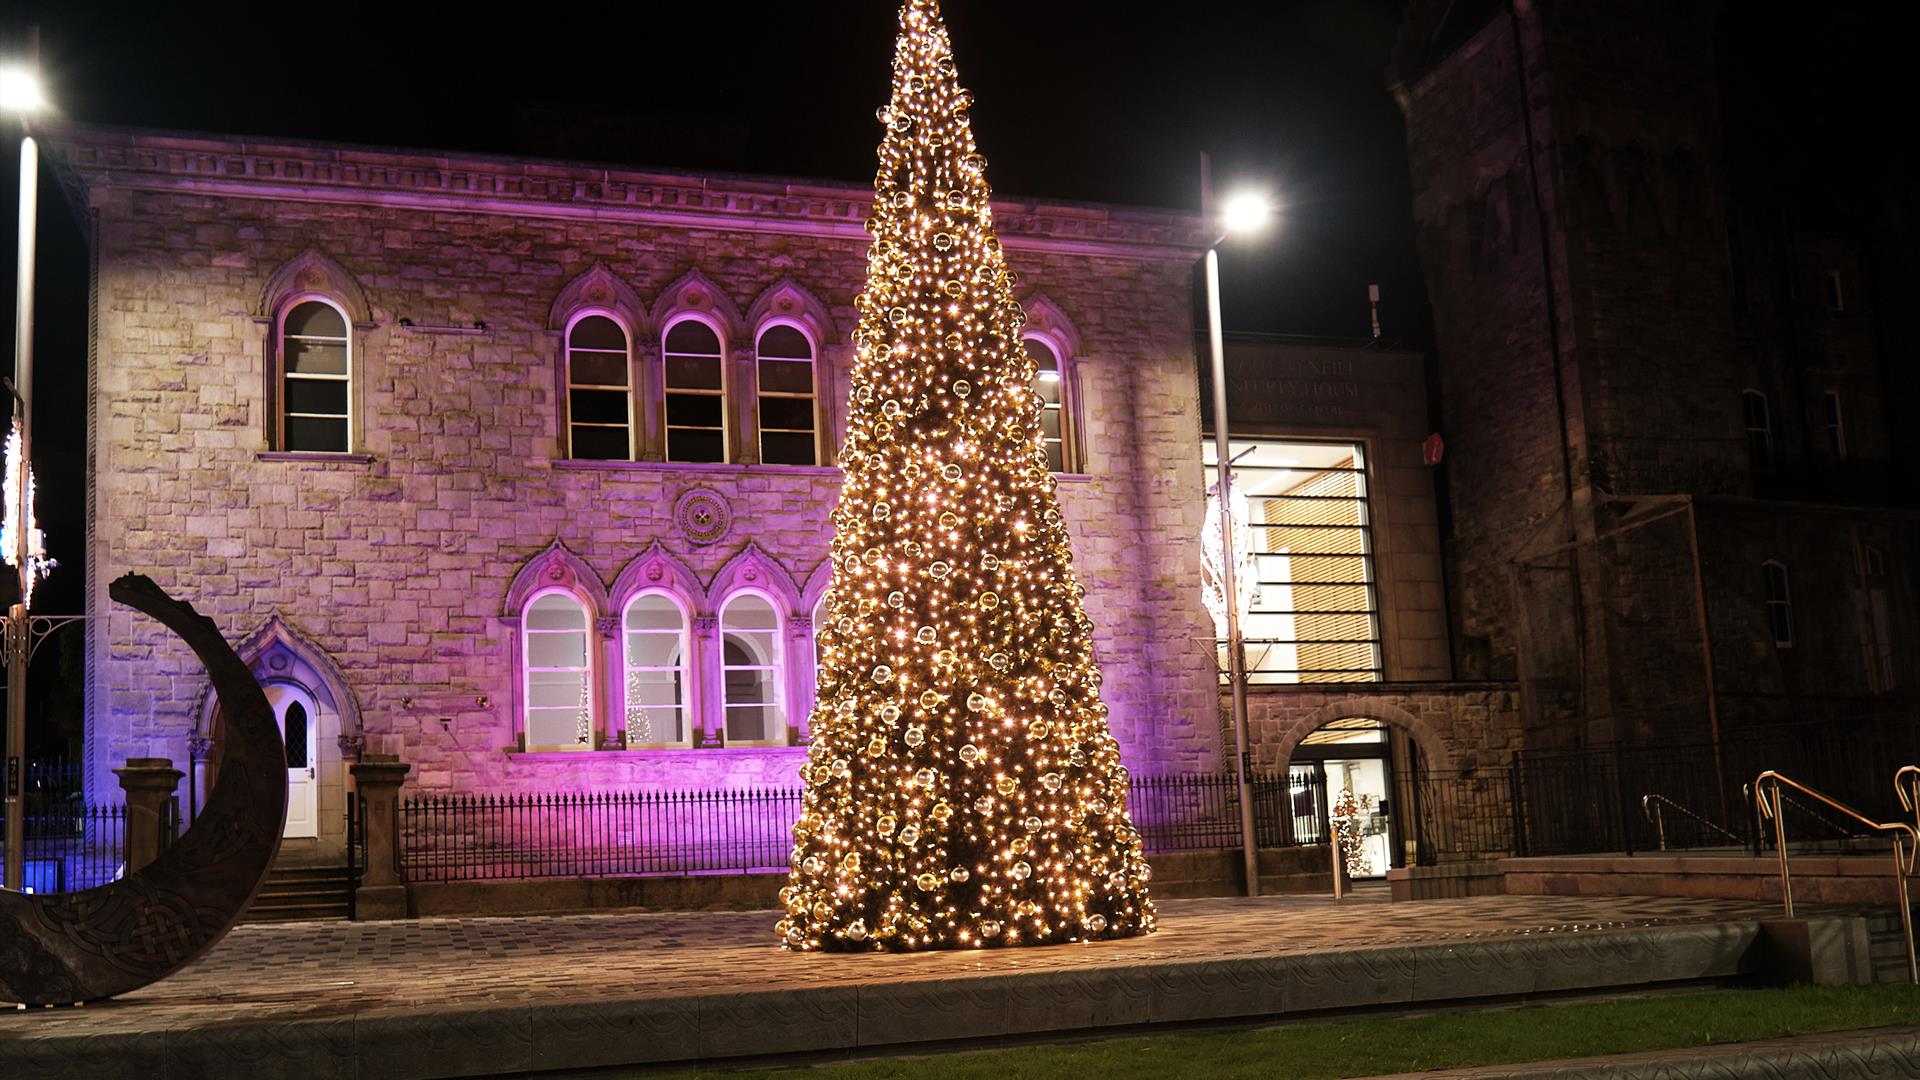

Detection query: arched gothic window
xmin=720 ymin=593 xmax=784 ymax=745
xmin=280 ymin=299 xmax=352 ymax=453
xmin=567 ymin=313 xmax=633 ymax=460
xmin=1024 ymin=336 xmax=1075 ymax=473
xmin=623 ymin=593 xmax=690 ymax=747
xmin=1763 ymin=560 xmax=1794 ymax=649
xmin=757 ymin=324 xmax=819 ymax=466
xmin=1743 ymin=390 xmax=1773 ymax=472
xmin=523 ymin=591 xmax=595 ymax=751
xmin=664 ymin=318 xmax=727 ymax=463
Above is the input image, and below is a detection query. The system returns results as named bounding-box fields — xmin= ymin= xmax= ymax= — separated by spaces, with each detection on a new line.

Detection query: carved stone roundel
xmin=675 ymin=489 xmax=732 ymax=546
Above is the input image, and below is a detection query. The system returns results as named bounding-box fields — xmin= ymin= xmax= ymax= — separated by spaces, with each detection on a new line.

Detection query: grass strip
xmin=655 ymin=983 xmax=1920 ymax=1079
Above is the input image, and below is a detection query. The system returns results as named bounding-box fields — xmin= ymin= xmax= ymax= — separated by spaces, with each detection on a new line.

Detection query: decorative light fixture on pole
xmin=2 ymin=44 xmax=46 ymax=893
xmin=1200 ymin=153 xmax=1274 ymax=897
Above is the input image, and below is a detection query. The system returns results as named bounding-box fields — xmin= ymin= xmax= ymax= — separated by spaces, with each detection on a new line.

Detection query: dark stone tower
xmin=1390 ymin=0 xmax=1746 ymax=744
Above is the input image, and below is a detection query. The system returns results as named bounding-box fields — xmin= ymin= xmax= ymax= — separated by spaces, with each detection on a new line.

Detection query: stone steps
xmin=1863 ymin=907 xmax=1917 ymax=982
xmin=242 ymin=864 xmax=353 ymax=923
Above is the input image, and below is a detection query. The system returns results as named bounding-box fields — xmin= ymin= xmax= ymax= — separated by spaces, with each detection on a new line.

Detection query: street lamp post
xmin=1200 ymin=154 xmax=1274 ymax=898
xmin=2 ymin=53 xmax=45 ymax=893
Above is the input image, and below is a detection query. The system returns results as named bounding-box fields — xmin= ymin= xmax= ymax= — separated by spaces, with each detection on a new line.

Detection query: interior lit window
xmin=567 ymin=314 xmax=633 ymax=460
xmin=623 ymin=593 xmax=688 ymax=746
xmin=665 ymin=319 xmax=727 ymax=463
xmin=523 ymin=591 xmax=594 ymax=751
xmin=281 ymin=300 xmax=351 ymax=453
xmin=758 ymin=325 xmax=818 ymax=466
xmin=1202 ymin=438 xmax=1383 ymax=684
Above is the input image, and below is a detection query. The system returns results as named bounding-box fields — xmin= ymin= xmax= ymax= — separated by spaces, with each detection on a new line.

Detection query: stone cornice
xmin=40 ymin=123 xmax=1210 ymax=261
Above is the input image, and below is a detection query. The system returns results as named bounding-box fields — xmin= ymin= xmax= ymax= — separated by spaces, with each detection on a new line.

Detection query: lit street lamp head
xmin=0 ymin=66 xmax=45 ymax=113
xmin=1220 ymin=191 xmax=1275 ymax=237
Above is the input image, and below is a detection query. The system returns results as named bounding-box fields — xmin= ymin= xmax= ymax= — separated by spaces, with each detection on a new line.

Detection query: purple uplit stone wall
xmin=55 ymin=127 xmax=1223 ymax=855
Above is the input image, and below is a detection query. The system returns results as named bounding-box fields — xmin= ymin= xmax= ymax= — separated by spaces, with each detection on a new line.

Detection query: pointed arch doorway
xmin=195 ymin=616 xmax=361 ymax=862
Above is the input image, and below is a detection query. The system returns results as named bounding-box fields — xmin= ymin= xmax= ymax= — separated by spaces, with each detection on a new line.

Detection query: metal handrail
xmin=1744 ymin=782 xmax=1859 ymax=848
xmin=1641 ymin=794 xmax=1742 ymax=850
xmin=1897 ymin=766 xmax=1920 ymax=839
xmin=1753 ymin=770 xmax=1917 ymax=985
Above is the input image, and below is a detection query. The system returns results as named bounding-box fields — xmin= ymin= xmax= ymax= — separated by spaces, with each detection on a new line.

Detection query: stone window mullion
xmin=734 ymin=344 xmax=761 ymax=466
xmin=636 ymin=339 xmax=665 ymax=462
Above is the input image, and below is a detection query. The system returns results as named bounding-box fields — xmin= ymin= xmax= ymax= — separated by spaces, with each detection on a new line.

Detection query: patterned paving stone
xmin=0 ymin=891 xmax=1785 ymax=1046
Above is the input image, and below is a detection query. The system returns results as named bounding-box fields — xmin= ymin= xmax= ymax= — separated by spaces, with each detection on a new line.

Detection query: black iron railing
xmin=0 ymin=804 xmax=131 ymax=894
xmin=399 ymin=771 xmax=1331 ymax=884
xmin=1410 ymin=771 xmax=1516 ymax=861
xmin=1509 ymin=714 xmax=1920 ymax=857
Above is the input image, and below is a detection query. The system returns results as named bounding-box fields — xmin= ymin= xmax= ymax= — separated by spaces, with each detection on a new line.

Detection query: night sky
xmin=0 ymin=0 xmax=1426 ymax=618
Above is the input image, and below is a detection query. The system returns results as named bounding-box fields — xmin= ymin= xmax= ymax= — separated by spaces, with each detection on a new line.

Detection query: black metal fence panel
xmin=398 ymin=771 xmax=1331 ymax=884
xmin=0 ymin=804 xmax=130 ymax=893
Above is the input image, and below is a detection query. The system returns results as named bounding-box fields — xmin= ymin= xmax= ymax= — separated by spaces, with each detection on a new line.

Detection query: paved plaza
xmin=0 ymin=891 xmax=1820 ymax=1079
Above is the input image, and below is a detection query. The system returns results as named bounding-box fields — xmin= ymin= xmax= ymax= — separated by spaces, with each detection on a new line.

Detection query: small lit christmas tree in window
xmin=778 ymin=0 xmax=1155 ymax=952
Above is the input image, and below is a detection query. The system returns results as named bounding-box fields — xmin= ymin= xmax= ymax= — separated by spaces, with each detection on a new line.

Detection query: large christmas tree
xmin=778 ymin=0 xmax=1155 ymax=953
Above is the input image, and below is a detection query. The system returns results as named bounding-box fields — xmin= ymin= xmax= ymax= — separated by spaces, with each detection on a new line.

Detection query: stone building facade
xmin=1390 ymin=0 xmax=1920 ymax=750
xmin=48 ymin=125 xmax=1233 ymax=862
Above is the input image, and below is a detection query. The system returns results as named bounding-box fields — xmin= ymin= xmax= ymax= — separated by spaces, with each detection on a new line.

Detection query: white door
xmin=267 ymin=683 xmax=319 ymax=839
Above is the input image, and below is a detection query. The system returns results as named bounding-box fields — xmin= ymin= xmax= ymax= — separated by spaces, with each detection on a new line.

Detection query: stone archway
xmin=1270 ymin=696 xmax=1455 ymax=877
xmin=1271 ymin=696 xmax=1454 ymax=775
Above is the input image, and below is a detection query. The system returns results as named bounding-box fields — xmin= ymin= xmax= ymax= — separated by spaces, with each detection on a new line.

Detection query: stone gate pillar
xmin=350 ymin=755 xmax=411 ymax=920
xmin=113 ymin=757 xmax=183 ymax=873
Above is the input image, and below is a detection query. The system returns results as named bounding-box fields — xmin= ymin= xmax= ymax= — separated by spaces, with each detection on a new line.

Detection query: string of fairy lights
xmin=778 ymin=0 xmax=1155 ymax=953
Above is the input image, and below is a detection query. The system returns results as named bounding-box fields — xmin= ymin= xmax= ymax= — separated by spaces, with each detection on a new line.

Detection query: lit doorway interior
xmin=1293 ymin=717 xmax=1397 ymax=878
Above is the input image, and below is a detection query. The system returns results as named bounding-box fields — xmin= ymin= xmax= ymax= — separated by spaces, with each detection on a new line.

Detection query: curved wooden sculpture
xmin=0 ymin=574 xmax=285 ymax=1005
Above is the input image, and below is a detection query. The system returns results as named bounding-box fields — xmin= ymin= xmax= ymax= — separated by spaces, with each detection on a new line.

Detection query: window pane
xmin=723 ymin=595 xmax=779 ymax=630
xmin=286 ymin=379 xmax=349 ymax=417
xmin=667 ymin=393 xmax=724 ymax=428
xmin=570 ymin=315 xmax=627 ymax=352
xmin=527 ymin=708 xmax=586 ymax=748
xmin=760 ymin=397 xmax=817 ymax=432
xmin=669 ymin=429 xmax=725 ymax=463
xmin=628 ymin=671 xmax=682 ymax=707
xmin=1041 ymin=410 xmax=1062 ymax=443
xmin=528 ymin=630 xmax=588 ymax=668
xmin=284 ymin=701 xmax=308 ymax=768
xmin=667 ymin=355 xmax=724 ymax=391
xmin=759 ymin=358 xmax=815 ymax=394
xmin=762 ymin=432 xmax=818 ymax=467
xmin=285 ymin=417 xmax=348 ymax=453
xmin=758 ymin=325 xmax=813 ymax=360
xmin=626 ymin=631 xmax=680 ymax=668
xmin=626 ymin=595 xmax=683 ymax=632
xmin=665 ymin=320 xmax=722 ymax=355
xmin=726 ymin=705 xmax=771 ymax=744
xmin=571 ymin=351 xmax=628 ymax=388
xmin=286 ymin=339 xmax=347 ymax=375
xmin=571 ymin=388 xmax=631 ymax=425
xmin=285 ymin=301 xmax=347 ymax=338
xmin=1025 ymin=337 xmax=1059 ymax=373
xmin=570 ymin=425 xmax=630 ymax=461
xmin=627 ymin=705 xmax=684 ymax=745
xmin=1045 ymin=441 xmax=1065 ymax=474
xmin=528 ymin=594 xmax=587 ymax=629
xmin=528 ymin=669 xmax=587 ymax=708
